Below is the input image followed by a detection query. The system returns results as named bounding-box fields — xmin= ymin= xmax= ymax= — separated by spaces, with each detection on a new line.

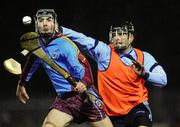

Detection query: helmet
xmin=34 ymin=9 xmax=58 ymax=36
xmin=118 ymin=21 xmax=134 ymax=34
xmin=34 ymin=9 xmax=57 ymax=21
xmin=109 ymin=21 xmax=135 ymax=42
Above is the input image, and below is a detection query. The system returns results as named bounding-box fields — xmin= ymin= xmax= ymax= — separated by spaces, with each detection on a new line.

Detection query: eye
xmin=47 ymin=17 xmax=54 ymax=22
xmin=112 ymin=32 xmax=116 ymax=37
xmin=118 ymin=32 xmax=128 ymax=36
xmin=38 ymin=18 xmax=43 ymax=22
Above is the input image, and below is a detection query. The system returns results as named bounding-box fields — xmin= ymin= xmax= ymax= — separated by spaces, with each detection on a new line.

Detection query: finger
xmin=20 ymin=94 xmax=29 ymax=104
xmin=130 ymin=64 xmax=136 ymax=70
xmin=132 ymin=60 xmax=142 ymax=69
xmin=19 ymin=96 xmax=27 ymax=104
xmin=22 ymin=92 xmax=29 ymax=99
xmin=74 ymin=87 xmax=78 ymax=91
xmin=74 ymin=85 xmax=86 ymax=93
xmin=79 ymin=86 xmax=87 ymax=93
xmin=23 ymin=93 xmax=29 ymax=101
xmin=80 ymin=89 xmax=87 ymax=93
xmin=78 ymin=88 xmax=85 ymax=93
xmin=75 ymin=83 xmax=81 ymax=90
xmin=131 ymin=64 xmax=135 ymax=68
xmin=131 ymin=63 xmax=142 ymax=72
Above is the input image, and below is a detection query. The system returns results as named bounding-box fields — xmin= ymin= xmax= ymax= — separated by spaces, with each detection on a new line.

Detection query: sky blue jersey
xmin=62 ymin=27 xmax=167 ymax=87
xmin=25 ymin=37 xmax=84 ymax=96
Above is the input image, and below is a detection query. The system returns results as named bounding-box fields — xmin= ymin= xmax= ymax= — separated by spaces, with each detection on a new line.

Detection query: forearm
xmin=19 ymin=54 xmax=39 ymax=85
xmin=62 ymin=26 xmax=111 ymax=63
xmin=146 ymin=70 xmax=167 ymax=87
xmin=143 ymin=52 xmax=167 ymax=87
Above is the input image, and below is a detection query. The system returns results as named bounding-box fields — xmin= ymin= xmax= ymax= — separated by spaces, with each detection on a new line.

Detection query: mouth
xmin=43 ymin=28 xmax=49 ymax=31
xmin=115 ymin=42 xmax=123 ymax=46
xmin=41 ymin=28 xmax=51 ymax=33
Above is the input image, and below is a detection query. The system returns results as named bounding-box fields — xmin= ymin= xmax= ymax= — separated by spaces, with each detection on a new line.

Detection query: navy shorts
xmin=50 ymin=91 xmax=106 ymax=123
xmin=110 ymin=102 xmax=153 ymax=127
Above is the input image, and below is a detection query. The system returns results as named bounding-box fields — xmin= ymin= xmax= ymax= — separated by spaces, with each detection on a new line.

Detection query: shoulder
xmin=142 ymin=51 xmax=157 ymax=62
xmin=52 ymin=37 xmax=67 ymax=44
xmin=133 ymin=47 xmax=157 ymax=62
xmin=51 ymin=37 xmax=75 ymax=48
xmin=142 ymin=51 xmax=154 ymax=58
xmin=134 ymin=48 xmax=153 ymax=58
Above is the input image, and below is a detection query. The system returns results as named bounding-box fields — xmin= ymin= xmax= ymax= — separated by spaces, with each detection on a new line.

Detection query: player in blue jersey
xmin=16 ymin=9 xmax=113 ymax=127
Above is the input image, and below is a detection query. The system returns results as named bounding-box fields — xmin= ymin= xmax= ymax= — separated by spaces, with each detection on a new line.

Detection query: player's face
xmin=37 ymin=16 xmax=55 ymax=35
xmin=111 ymin=31 xmax=133 ymax=51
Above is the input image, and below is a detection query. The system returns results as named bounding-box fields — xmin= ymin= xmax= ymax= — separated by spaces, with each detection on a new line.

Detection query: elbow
xmin=70 ymin=66 xmax=85 ymax=80
xmin=158 ymin=77 xmax=168 ymax=88
xmin=157 ymin=73 xmax=168 ymax=88
xmin=76 ymin=66 xmax=85 ymax=80
xmin=162 ymin=78 xmax=167 ymax=87
xmin=162 ymin=74 xmax=168 ymax=87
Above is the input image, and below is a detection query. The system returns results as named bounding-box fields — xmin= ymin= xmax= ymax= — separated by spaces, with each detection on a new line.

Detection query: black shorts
xmin=50 ymin=91 xmax=106 ymax=123
xmin=110 ymin=102 xmax=153 ymax=127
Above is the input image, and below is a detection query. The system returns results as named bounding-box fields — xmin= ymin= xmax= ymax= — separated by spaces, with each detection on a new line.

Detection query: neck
xmin=40 ymin=31 xmax=62 ymax=46
xmin=116 ymin=45 xmax=132 ymax=54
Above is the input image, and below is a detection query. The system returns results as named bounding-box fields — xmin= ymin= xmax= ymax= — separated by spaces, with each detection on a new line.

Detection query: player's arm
xmin=18 ymin=54 xmax=40 ymax=85
xmin=16 ymin=83 xmax=29 ymax=104
xmin=16 ymin=54 xmax=40 ymax=104
xmin=143 ymin=52 xmax=167 ymax=87
xmin=62 ymin=27 xmax=110 ymax=64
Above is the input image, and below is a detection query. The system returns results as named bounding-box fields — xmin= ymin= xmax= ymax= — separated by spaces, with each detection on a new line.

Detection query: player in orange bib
xmin=62 ymin=21 xmax=167 ymax=127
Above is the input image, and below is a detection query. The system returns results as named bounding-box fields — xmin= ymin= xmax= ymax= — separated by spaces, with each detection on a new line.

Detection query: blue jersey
xmin=62 ymin=27 xmax=167 ymax=87
xmin=25 ymin=37 xmax=84 ymax=96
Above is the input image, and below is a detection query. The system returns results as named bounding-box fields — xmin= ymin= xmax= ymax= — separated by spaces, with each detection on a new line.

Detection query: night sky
xmin=0 ymin=0 xmax=179 ymax=111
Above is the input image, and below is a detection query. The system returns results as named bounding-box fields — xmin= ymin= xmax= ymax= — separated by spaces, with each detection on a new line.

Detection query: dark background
xmin=0 ymin=0 xmax=180 ymax=126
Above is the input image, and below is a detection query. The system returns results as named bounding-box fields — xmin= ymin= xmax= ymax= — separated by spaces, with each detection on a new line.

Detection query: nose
xmin=114 ymin=33 xmax=121 ymax=41
xmin=43 ymin=20 xmax=48 ymax=26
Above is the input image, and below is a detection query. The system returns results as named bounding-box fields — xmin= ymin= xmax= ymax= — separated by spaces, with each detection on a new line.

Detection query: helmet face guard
xmin=109 ymin=21 xmax=134 ymax=42
xmin=34 ymin=9 xmax=58 ymax=37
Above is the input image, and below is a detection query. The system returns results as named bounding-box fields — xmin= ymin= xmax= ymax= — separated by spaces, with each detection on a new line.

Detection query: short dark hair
xmin=119 ymin=21 xmax=135 ymax=34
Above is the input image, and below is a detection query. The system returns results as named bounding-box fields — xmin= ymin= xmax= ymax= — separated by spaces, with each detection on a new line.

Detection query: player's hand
xmin=131 ymin=61 xmax=146 ymax=77
xmin=16 ymin=83 xmax=29 ymax=104
xmin=74 ymin=82 xmax=87 ymax=93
